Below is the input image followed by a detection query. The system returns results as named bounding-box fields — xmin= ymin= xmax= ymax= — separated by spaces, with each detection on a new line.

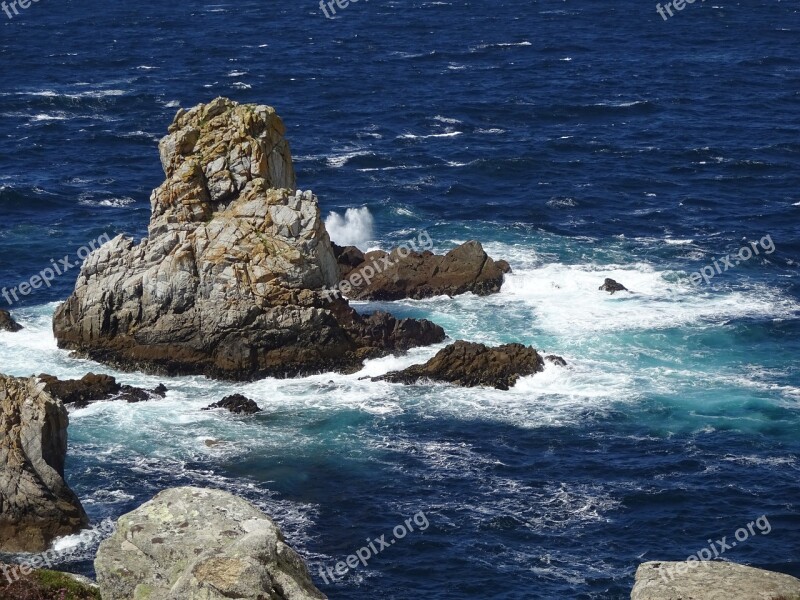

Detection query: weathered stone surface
xmin=52 ymin=98 xmax=444 ymax=380
xmin=334 ymin=240 xmax=509 ymax=301
xmin=375 ymin=340 xmax=545 ymax=390
xmin=599 ymin=278 xmax=628 ymax=294
xmin=203 ymin=394 xmax=262 ymax=415
xmin=95 ymin=486 xmax=326 ymax=600
xmin=0 ymin=565 xmax=100 ymax=599
xmin=0 ymin=374 xmax=88 ymax=552
xmin=38 ymin=373 xmax=166 ymax=408
xmin=631 ymin=561 xmax=800 ymax=600
xmin=0 ymin=309 xmax=22 ymax=332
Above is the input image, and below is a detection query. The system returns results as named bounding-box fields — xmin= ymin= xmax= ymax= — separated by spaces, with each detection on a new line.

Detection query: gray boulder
xmin=0 ymin=374 xmax=88 ymax=552
xmin=95 ymin=486 xmax=325 ymax=600
xmin=631 ymin=561 xmax=800 ymax=600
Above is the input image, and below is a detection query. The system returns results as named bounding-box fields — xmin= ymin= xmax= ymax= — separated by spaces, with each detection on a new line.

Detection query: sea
xmin=1 ymin=1 xmax=799 ymax=598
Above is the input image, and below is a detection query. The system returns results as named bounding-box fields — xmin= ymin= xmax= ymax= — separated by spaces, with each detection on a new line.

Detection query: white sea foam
xmin=325 ymin=207 xmax=374 ymax=247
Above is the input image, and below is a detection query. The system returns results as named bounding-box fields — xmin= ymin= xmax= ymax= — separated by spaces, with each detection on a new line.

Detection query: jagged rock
xmin=334 ymin=240 xmax=510 ymax=301
xmin=375 ymin=340 xmax=544 ymax=390
xmin=631 ymin=561 xmax=800 ymax=600
xmin=0 ymin=309 xmax=22 ymax=332
xmin=0 ymin=374 xmax=88 ymax=552
xmin=545 ymin=354 xmax=568 ymax=367
xmin=95 ymin=486 xmax=326 ymax=600
xmin=599 ymin=278 xmax=628 ymax=294
xmin=53 ymin=98 xmax=444 ymax=380
xmin=203 ymin=394 xmax=262 ymax=414
xmin=38 ymin=373 xmax=164 ymax=408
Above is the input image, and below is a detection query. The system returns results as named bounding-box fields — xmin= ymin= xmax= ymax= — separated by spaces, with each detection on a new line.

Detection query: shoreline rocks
xmin=95 ymin=486 xmax=326 ymax=600
xmin=332 ymin=240 xmax=510 ymax=301
xmin=0 ymin=309 xmax=22 ymax=332
xmin=52 ymin=98 xmax=444 ymax=380
xmin=374 ymin=340 xmax=546 ymax=390
xmin=631 ymin=561 xmax=800 ymax=599
xmin=0 ymin=374 xmax=88 ymax=552
xmin=39 ymin=373 xmax=167 ymax=408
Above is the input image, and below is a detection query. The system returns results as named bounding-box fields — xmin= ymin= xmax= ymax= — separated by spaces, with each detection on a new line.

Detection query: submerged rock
xmin=38 ymin=373 xmax=165 ymax=408
xmin=333 ymin=240 xmax=510 ymax=301
xmin=95 ymin=486 xmax=326 ymax=600
xmin=203 ymin=393 xmax=262 ymax=414
xmin=0 ymin=309 xmax=22 ymax=332
xmin=375 ymin=340 xmax=545 ymax=390
xmin=0 ymin=374 xmax=88 ymax=552
xmin=545 ymin=354 xmax=568 ymax=367
xmin=599 ymin=278 xmax=628 ymax=294
xmin=53 ymin=98 xmax=444 ymax=380
xmin=631 ymin=561 xmax=800 ymax=600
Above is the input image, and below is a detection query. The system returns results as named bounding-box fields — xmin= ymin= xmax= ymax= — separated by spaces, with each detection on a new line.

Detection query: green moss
xmin=28 ymin=569 xmax=100 ymax=599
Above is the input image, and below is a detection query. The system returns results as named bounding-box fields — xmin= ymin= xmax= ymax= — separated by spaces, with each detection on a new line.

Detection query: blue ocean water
xmin=1 ymin=1 xmax=799 ymax=598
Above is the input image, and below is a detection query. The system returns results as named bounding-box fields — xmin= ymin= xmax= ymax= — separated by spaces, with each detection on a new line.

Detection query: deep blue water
xmin=1 ymin=1 xmax=799 ymax=598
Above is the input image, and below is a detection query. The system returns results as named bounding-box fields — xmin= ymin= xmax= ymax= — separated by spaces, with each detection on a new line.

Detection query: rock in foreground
xmin=333 ymin=240 xmax=510 ymax=301
xmin=95 ymin=486 xmax=326 ymax=600
xmin=203 ymin=393 xmax=262 ymax=414
xmin=599 ymin=278 xmax=628 ymax=294
xmin=0 ymin=309 xmax=22 ymax=332
xmin=375 ymin=340 xmax=545 ymax=390
xmin=631 ymin=561 xmax=800 ymax=600
xmin=53 ymin=98 xmax=443 ymax=380
xmin=0 ymin=374 xmax=88 ymax=552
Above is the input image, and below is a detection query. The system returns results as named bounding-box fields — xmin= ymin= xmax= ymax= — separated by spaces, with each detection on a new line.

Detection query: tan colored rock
xmin=95 ymin=486 xmax=325 ymax=600
xmin=53 ymin=99 xmax=444 ymax=379
xmin=631 ymin=561 xmax=800 ymax=600
xmin=0 ymin=374 xmax=88 ymax=552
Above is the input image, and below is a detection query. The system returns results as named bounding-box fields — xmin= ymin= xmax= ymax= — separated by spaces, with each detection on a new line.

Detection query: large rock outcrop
xmin=0 ymin=374 xmax=88 ymax=552
xmin=631 ymin=561 xmax=800 ymax=599
xmin=53 ymin=98 xmax=444 ymax=380
xmin=375 ymin=340 xmax=546 ymax=390
xmin=331 ymin=240 xmax=510 ymax=301
xmin=95 ymin=486 xmax=325 ymax=600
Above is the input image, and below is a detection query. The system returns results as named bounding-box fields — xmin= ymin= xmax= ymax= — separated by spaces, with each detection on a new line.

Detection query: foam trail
xmin=325 ymin=207 xmax=374 ymax=247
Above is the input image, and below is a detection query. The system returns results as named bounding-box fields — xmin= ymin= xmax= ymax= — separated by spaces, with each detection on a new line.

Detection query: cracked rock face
xmin=94 ymin=486 xmax=326 ymax=600
xmin=0 ymin=374 xmax=88 ymax=552
xmin=53 ymin=98 xmax=444 ymax=379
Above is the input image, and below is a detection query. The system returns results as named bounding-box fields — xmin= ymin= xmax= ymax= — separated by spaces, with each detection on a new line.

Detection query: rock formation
xmin=375 ymin=340 xmax=545 ymax=390
xmin=203 ymin=394 xmax=262 ymax=414
xmin=94 ymin=486 xmax=326 ymax=600
xmin=39 ymin=373 xmax=167 ymax=408
xmin=0 ymin=309 xmax=22 ymax=332
xmin=0 ymin=374 xmax=88 ymax=552
xmin=599 ymin=278 xmax=628 ymax=294
xmin=331 ymin=240 xmax=511 ymax=301
xmin=631 ymin=561 xmax=800 ymax=599
xmin=53 ymin=98 xmax=444 ymax=380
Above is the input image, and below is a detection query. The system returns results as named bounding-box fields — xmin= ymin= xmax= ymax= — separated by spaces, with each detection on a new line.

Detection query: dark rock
xmin=203 ymin=394 xmax=262 ymax=415
xmin=38 ymin=373 xmax=163 ymax=408
xmin=152 ymin=383 xmax=168 ymax=397
xmin=339 ymin=240 xmax=509 ymax=301
xmin=375 ymin=340 xmax=545 ymax=390
xmin=0 ymin=309 xmax=22 ymax=332
xmin=331 ymin=242 xmax=366 ymax=279
xmin=599 ymin=278 xmax=628 ymax=294
xmin=0 ymin=374 xmax=89 ymax=552
xmin=52 ymin=98 xmax=444 ymax=381
xmin=545 ymin=354 xmax=568 ymax=367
